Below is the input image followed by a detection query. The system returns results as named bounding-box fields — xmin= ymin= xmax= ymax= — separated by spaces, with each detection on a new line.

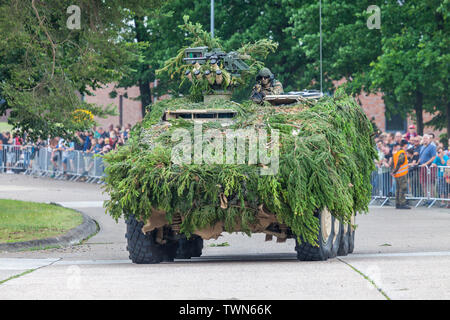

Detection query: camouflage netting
xmin=155 ymin=16 xmax=278 ymax=102
xmin=103 ymin=88 xmax=377 ymax=245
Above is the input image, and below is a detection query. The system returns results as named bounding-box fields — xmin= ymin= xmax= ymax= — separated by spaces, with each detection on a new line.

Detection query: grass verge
xmin=0 ymin=199 xmax=83 ymax=244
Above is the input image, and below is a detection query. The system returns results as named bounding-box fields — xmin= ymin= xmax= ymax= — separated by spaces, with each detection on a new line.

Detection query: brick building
xmin=333 ymin=78 xmax=443 ymax=136
xmin=88 ymin=83 xmax=442 ymax=135
xmin=356 ymin=90 xmax=443 ymax=137
xmin=84 ymin=84 xmax=143 ymax=129
xmin=1 ymin=83 xmax=445 ymax=138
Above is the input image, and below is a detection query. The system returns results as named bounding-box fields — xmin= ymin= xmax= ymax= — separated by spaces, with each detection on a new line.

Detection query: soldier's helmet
xmin=256 ymin=67 xmax=274 ymax=80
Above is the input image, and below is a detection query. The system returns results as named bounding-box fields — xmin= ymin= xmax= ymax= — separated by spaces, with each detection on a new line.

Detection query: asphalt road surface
xmin=0 ymin=174 xmax=449 ymax=300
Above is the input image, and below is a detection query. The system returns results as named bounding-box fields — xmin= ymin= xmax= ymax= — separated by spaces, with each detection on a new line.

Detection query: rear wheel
xmin=348 ymin=214 xmax=356 ymax=253
xmin=337 ymin=219 xmax=350 ymax=256
xmin=295 ymin=208 xmax=335 ymax=261
xmin=176 ymin=235 xmax=204 ymax=259
xmin=190 ymin=236 xmax=204 ymax=257
xmin=125 ymin=215 xmax=178 ymax=264
xmin=329 ymin=216 xmax=342 ymax=258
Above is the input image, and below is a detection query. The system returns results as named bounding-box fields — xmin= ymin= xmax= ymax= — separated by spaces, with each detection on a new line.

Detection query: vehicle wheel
xmin=329 ymin=216 xmax=342 ymax=258
xmin=125 ymin=215 xmax=177 ymax=264
xmin=295 ymin=207 xmax=334 ymax=261
xmin=176 ymin=235 xmax=204 ymax=259
xmin=337 ymin=218 xmax=350 ymax=256
xmin=190 ymin=236 xmax=204 ymax=257
xmin=348 ymin=214 xmax=356 ymax=253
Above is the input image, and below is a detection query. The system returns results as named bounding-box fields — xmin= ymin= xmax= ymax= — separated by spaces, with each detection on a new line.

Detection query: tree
xmin=142 ymin=1 xmax=382 ymax=100
xmin=117 ymin=1 xmax=316 ymax=104
xmin=114 ymin=2 xmax=168 ymax=117
xmin=0 ymin=0 xmax=162 ymax=140
xmin=112 ymin=0 xmax=208 ymax=115
xmin=285 ymin=1 xmax=382 ymax=93
xmin=368 ymin=0 xmax=449 ymax=136
xmin=286 ymin=0 xmax=449 ymax=137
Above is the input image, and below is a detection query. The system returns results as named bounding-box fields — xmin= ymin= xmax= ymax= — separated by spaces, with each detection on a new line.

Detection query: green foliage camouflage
xmin=156 ymin=16 xmax=278 ymax=102
xmin=103 ymin=88 xmax=377 ymax=245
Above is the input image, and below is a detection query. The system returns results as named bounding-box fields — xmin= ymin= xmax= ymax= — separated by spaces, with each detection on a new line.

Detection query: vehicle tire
xmin=175 ymin=235 xmax=204 ymax=259
xmin=190 ymin=236 xmax=204 ymax=257
xmin=329 ymin=216 xmax=342 ymax=258
xmin=337 ymin=219 xmax=350 ymax=256
xmin=295 ymin=207 xmax=334 ymax=261
xmin=125 ymin=215 xmax=177 ymax=264
xmin=348 ymin=214 xmax=356 ymax=254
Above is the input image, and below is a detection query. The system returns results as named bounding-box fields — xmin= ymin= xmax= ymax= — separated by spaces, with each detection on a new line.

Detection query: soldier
xmin=251 ymin=67 xmax=283 ymax=104
xmin=392 ymin=140 xmax=411 ymax=209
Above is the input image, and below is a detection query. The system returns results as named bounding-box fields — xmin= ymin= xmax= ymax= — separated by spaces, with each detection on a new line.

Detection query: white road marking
xmin=2 ymin=251 xmax=450 ymax=268
xmin=0 ymin=186 xmax=40 ymax=192
xmin=0 ymin=258 xmax=60 ymax=270
xmin=54 ymin=201 xmax=104 ymax=208
xmin=346 ymin=251 xmax=450 ymax=258
xmin=54 ymin=260 xmax=131 ymax=265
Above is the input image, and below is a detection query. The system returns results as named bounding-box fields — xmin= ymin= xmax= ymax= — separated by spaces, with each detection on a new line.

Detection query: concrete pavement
xmin=0 ymin=174 xmax=449 ymax=299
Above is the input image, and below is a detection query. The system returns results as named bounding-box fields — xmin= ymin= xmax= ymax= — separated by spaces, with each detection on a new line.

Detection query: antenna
xmin=211 ymin=0 xmax=215 ymax=38
xmin=320 ymin=0 xmax=323 ymax=95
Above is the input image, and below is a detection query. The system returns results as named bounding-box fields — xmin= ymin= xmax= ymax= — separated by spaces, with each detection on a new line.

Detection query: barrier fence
xmin=370 ymin=165 xmax=450 ymax=208
xmin=0 ymin=145 xmax=105 ymax=183
xmin=2 ymin=144 xmax=450 ymax=206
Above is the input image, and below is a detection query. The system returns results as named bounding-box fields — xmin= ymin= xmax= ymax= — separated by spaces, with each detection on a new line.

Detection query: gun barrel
xmin=183 ymin=57 xmax=207 ymax=62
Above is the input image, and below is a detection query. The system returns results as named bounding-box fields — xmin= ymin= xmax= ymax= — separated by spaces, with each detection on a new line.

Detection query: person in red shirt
xmin=405 ymin=125 xmax=418 ymax=141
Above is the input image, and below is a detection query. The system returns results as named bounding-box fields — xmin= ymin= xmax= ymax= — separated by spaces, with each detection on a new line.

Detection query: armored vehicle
xmin=104 ymin=94 xmax=375 ymax=263
xmin=103 ymin=46 xmax=376 ymax=264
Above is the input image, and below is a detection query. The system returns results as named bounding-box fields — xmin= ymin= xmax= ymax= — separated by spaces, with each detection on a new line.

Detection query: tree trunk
xmin=138 ymin=79 xmax=152 ymax=117
xmin=134 ymin=16 xmax=151 ymax=118
xmin=415 ymin=90 xmax=424 ymax=136
xmin=446 ymin=99 xmax=450 ymax=140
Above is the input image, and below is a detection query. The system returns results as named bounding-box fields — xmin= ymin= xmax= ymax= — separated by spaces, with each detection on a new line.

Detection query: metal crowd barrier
xmin=0 ymin=145 xmax=105 ymax=184
xmin=370 ymin=165 xmax=450 ymax=208
xmin=0 ymin=145 xmax=33 ymax=173
xmin=3 ymin=144 xmax=450 ymax=205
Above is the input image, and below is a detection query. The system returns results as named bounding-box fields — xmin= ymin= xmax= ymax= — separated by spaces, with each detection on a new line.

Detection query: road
xmin=0 ymin=174 xmax=449 ymax=300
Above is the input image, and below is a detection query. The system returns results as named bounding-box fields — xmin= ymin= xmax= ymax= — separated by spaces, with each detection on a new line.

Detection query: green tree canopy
xmin=2 ymin=1 xmax=447 ymax=139
xmin=369 ymin=0 xmax=449 ymax=136
xmin=286 ymin=0 xmax=449 ymax=136
xmin=0 ymin=0 xmax=162 ymax=140
xmin=116 ymin=0 xmax=314 ymax=104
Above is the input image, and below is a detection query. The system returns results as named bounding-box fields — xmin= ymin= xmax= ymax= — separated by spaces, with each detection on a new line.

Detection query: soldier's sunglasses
xmin=262 ymin=76 xmax=270 ymax=79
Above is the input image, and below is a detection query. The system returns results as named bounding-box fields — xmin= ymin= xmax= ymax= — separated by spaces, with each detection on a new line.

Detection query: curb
xmin=0 ymin=207 xmax=98 ymax=252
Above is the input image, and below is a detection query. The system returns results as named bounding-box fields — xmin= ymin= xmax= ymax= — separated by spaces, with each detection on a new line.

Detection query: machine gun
xmin=263 ymin=90 xmax=323 ymax=105
xmin=183 ymin=47 xmax=250 ymax=77
xmin=251 ymin=88 xmax=323 ymax=105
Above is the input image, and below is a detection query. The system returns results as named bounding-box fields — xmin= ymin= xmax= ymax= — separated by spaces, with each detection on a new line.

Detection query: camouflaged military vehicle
xmin=103 ymin=46 xmax=376 ymax=264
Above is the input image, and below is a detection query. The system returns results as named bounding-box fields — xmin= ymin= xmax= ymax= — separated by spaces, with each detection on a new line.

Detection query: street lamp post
xmin=320 ymin=0 xmax=323 ymax=95
xmin=211 ymin=0 xmax=214 ymax=38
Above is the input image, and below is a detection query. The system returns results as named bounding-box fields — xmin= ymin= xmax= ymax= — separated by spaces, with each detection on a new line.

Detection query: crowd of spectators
xmin=0 ymin=124 xmax=132 ymax=178
xmin=374 ymin=125 xmax=449 ymax=171
xmin=3 ymin=121 xmax=450 ymax=202
xmin=373 ymin=125 xmax=450 ymax=206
